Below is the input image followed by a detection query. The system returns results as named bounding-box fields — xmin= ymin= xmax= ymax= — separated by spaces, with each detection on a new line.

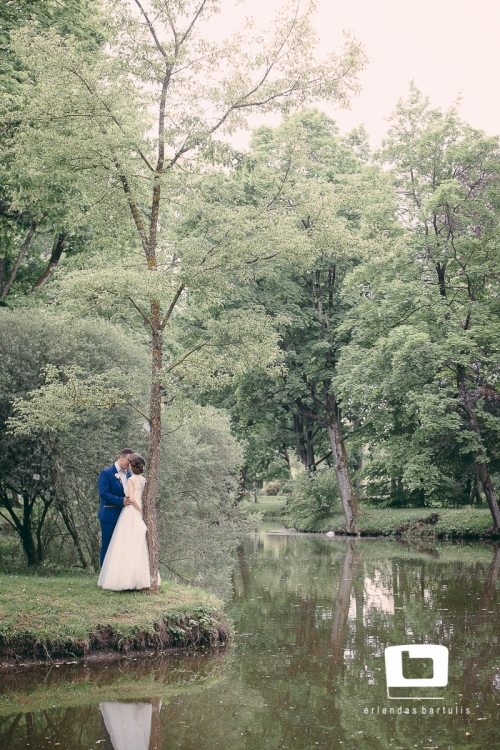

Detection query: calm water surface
xmin=1 ymin=524 xmax=499 ymax=750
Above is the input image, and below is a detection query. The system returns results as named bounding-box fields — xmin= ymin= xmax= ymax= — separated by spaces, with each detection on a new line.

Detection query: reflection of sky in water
xmin=363 ymin=567 xmax=395 ymax=623
xmin=1 ymin=530 xmax=499 ymax=750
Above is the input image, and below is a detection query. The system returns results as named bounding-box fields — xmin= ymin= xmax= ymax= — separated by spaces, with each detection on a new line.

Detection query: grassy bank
xmin=0 ymin=573 xmax=229 ymax=666
xmin=287 ymin=504 xmax=497 ymax=538
xmin=249 ymin=496 xmax=288 ymax=517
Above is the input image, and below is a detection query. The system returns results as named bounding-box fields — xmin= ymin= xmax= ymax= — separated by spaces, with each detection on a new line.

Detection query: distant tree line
xmin=1 ymin=0 xmax=499 ymax=566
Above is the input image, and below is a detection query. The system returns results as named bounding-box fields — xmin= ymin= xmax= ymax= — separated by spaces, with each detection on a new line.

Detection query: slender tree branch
xmin=68 ymin=66 xmax=155 ymax=172
xmin=124 ymin=401 xmax=151 ymax=422
xmin=178 ymin=0 xmax=209 ymax=48
xmin=163 ymin=340 xmax=211 ymax=374
xmin=125 ymin=295 xmax=153 ymax=327
xmin=158 ymin=559 xmax=190 ymax=583
xmin=133 ymin=0 xmax=168 ymax=58
xmin=160 ymin=283 xmax=185 ymax=329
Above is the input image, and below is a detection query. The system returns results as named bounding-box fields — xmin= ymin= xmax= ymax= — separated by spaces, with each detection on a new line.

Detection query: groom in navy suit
xmin=98 ymin=448 xmax=135 ymax=567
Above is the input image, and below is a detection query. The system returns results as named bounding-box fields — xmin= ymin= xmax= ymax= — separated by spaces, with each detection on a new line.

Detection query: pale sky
xmin=215 ymin=0 xmax=500 ymax=150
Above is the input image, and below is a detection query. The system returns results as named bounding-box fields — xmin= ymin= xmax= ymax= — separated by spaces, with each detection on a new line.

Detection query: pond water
xmin=1 ymin=523 xmax=499 ymax=749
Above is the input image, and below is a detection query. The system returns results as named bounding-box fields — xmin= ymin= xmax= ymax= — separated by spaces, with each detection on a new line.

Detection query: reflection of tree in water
xmin=330 ymin=540 xmax=360 ymax=674
xmin=0 ymin=713 xmax=21 ymax=748
xmin=459 ymin=543 xmax=500 ymax=722
xmin=1 ymin=699 xmax=164 ymax=750
xmin=236 ymin=543 xmax=250 ymax=598
xmin=233 ymin=533 xmax=500 ymax=749
xmin=2 ymin=537 xmax=500 ymax=750
xmin=0 ymin=652 xmax=225 ymax=750
xmin=0 ymin=705 xmax=101 ymax=750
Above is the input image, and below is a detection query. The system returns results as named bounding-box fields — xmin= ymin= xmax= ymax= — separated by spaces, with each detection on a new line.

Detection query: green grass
xmin=287 ymin=504 xmax=496 ymax=538
xmin=250 ymin=496 xmax=288 ymax=517
xmin=0 ymin=573 xmax=228 ymax=664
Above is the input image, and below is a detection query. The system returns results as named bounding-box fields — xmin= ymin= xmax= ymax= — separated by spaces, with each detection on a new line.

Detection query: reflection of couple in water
xmin=100 ymin=700 xmax=161 ymax=750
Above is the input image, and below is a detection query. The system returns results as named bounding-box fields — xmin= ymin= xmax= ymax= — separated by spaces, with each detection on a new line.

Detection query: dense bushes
xmin=284 ymin=469 xmax=340 ymax=523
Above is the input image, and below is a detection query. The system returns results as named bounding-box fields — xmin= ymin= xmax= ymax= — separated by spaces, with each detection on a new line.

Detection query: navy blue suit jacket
xmin=97 ymin=464 xmax=132 ymax=524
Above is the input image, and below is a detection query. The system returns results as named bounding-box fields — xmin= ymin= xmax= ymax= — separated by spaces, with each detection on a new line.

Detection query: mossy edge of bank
xmin=286 ymin=505 xmax=498 ymax=538
xmin=0 ymin=575 xmax=229 ymax=667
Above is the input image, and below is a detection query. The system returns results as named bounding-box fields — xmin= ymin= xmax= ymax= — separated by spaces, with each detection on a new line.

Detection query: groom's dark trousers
xmin=97 ymin=464 xmax=132 ymax=568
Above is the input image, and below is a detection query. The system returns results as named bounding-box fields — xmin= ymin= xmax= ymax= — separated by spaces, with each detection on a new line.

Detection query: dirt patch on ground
xmin=395 ymin=512 xmax=441 ymax=535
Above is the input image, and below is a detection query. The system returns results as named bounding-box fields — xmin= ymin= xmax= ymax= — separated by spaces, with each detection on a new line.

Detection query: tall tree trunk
xmin=435 ymin=262 xmax=447 ymax=298
xmin=305 ymin=415 xmax=315 ymax=471
xmin=326 ymin=393 xmax=360 ymax=533
xmin=293 ymin=413 xmax=307 ymax=467
xmin=35 ymin=498 xmax=52 ymax=563
xmin=473 ymin=466 xmax=483 ymax=505
xmin=1 ymin=489 xmax=41 ymax=565
xmin=55 ymin=493 xmax=89 ymax=569
xmin=143 ymin=318 xmax=162 ymax=591
xmin=281 ymin=446 xmax=291 ymax=472
xmin=21 ymin=524 xmax=39 ymax=565
xmin=0 ymin=256 xmax=5 ymax=295
xmin=235 ymin=464 xmax=248 ymax=504
xmin=20 ymin=497 xmax=40 ymax=566
xmin=1 ymin=218 xmax=38 ymax=299
xmin=30 ymin=232 xmax=66 ymax=294
xmin=293 ymin=413 xmax=316 ymax=470
xmin=458 ymin=368 xmax=500 ymax=532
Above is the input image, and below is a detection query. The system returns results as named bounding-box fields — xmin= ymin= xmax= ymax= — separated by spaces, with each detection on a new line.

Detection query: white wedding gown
xmin=98 ymin=474 xmax=152 ymax=590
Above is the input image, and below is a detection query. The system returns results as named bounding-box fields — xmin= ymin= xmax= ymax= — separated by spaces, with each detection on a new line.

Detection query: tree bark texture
xmin=473 ymin=467 xmax=483 ymax=505
xmin=293 ymin=413 xmax=315 ymax=470
xmin=30 ymin=232 xmax=66 ymax=294
xmin=326 ymin=394 xmax=360 ymax=533
xmin=305 ymin=415 xmax=315 ymax=471
xmin=0 ymin=490 xmax=50 ymax=565
xmin=1 ymin=219 xmax=38 ymax=299
xmin=235 ymin=465 xmax=248 ymax=504
xmin=458 ymin=368 xmax=500 ymax=532
xmin=142 ymin=319 xmax=162 ymax=591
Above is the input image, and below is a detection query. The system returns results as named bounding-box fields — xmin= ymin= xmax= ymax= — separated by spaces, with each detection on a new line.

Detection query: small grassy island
xmin=247 ymin=496 xmax=498 ymax=539
xmin=286 ymin=504 xmax=497 ymax=539
xmin=0 ymin=574 xmax=229 ymax=668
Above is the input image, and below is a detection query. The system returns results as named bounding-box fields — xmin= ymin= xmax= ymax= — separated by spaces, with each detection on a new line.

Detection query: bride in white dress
xmin=98 ymin=453 xmax=151 ymax=590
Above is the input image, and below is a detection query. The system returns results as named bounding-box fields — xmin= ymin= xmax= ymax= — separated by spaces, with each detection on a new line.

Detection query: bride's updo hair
xmin=129 ymin=453 xmax=146 ymax=473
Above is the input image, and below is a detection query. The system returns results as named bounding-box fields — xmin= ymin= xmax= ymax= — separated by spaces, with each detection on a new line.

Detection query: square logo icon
xmin=385 ymin=645 xmax=449 ymax=700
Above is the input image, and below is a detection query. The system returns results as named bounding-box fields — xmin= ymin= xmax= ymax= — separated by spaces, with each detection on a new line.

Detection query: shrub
xmin=263 ymin=481 xmax=281 ymax=496
xmin=285 ymin=469 xmax=340 ymax=521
